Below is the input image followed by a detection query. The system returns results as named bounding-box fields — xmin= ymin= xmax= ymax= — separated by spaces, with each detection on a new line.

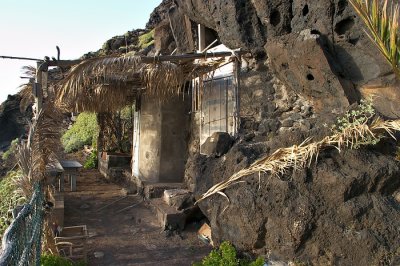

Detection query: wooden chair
xmin=55 ymin=225 xmax=88 ymax=262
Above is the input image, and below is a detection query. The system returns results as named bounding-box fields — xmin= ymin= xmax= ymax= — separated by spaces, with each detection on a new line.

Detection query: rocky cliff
xmin=147 ymin=0 xmax=400 ymax=265
xmin=0 ymin=94 xmax=31 ymax=151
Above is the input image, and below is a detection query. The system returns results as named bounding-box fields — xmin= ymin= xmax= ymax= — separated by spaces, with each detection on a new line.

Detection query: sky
xmin=0 ymin=0 xmax=161 ymax=103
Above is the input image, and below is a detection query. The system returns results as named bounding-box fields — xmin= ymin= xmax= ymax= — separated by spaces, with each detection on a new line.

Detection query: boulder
xmin=359 ymin=74 xmax=400 ymax=119
xmin=163 ymin=189 xmax=192 ymax=210
xmin=167 ymin=6 xmax=195 ymax=53
xmin=196 ymin=147 xmax=400 ymax=265
xmin=201 ymin=132 xmax=233 ymax=157
xmin=266 ymin=31 xmax=353 ymax=114
xmin=154 ymin=20 xmax=176 ymax=55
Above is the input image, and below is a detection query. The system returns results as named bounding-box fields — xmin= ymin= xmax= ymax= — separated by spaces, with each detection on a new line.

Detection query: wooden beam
xmin=140 ymin=50 xmax=242 ymax=63
xmin=42 ymin=50 xmax=244 ymax=68
xmin=47 ymin=59 xmax=82 ymax=67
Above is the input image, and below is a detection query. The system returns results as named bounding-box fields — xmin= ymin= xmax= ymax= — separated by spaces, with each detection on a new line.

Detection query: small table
xmin=46 ymin=161 xmax=65 ymax=191
xmin=60 ymin=160 xmax=83 ymax=192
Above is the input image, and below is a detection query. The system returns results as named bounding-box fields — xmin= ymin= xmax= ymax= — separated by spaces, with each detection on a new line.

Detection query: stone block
xmin=201 ymin=132 xmax=233 ymax=157
xmin=163 ymin=189 xmax=191 ymax=210
xmin=150 ymin=198 xmax=186 ymax=230
xmin=143 ymin=182 xmax=185 ymax=199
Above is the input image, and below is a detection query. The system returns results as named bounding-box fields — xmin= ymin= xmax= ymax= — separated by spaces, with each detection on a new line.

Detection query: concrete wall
xmin=138 ymin=95 xmax=190 ymax=184
xmin=139 ymin=98 xmax=162 ymax=183
xmin=159 ymin=97 xmax=190 ymax=182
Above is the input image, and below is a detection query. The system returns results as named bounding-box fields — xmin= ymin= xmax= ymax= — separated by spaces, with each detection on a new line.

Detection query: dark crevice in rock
xmin=334 ymin=17 xmax=355 ymax=35
xmin=253 ymin=219 xmax=268 ymax=249
xmin=310 ymin=29 xmax=321 ymax=35
xmin=337 ymin=0 xmax=348 ymax=16
xmin=348 ymin=37 xmax=359 ymax=45
xmin=270 ymin=9 xmax=281 ymax=26
xmin=302 ymin=4 xmax=309 ymax=17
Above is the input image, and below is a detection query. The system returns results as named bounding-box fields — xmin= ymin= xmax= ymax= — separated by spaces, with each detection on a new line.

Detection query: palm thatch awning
xmin=56 ymin=51 xmax=239 ymax=112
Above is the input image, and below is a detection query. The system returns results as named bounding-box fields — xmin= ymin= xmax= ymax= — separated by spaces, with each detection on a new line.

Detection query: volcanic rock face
xmin=0 ymin=94 xmax=31 ymax=151
xmin=0 ymin=95 xmax=31 ymax=177
xmin=146 ymin=0 xmax=400 ymax=264
xmin=174 ymin=0 xmax=266 ymax=51
xmin=193 ymin=147 xmax=400 ymax=265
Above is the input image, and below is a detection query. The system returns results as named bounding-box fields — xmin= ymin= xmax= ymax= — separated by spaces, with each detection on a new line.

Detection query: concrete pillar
xmin=138 ymin=95 xmax=190 ymax=184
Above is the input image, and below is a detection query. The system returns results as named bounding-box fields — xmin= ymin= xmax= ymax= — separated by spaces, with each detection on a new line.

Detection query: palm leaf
xmin=18 ymin=66 xmax=36 ymax=112
xmin=196 ymin=118 xmax=400 ymax=204
xmin=349 ymin=0 xmax=400 ymax=77
xmin=15 ymin=103 xmax=63 ymax=198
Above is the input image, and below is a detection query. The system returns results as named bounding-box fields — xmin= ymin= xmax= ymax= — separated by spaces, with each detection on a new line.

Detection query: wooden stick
xmin=95 ymin=196 xmax=128 ymax=212
xmin=0 ymin=55 xmax=43 ymax=61
xmin=201 ymin=39 xmax=218 ymax=53
xmin=115 ymin=201 xmax=142 ymax=214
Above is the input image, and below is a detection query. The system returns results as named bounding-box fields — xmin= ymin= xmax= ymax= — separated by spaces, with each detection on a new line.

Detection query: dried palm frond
xmin=18 ymin=84 xmax=34 ymax=113
xmin=349 ymin=0 xmax=400 ymax=77
xmin=56 ymin=55 xmax=141 ymax=112
xmin=197 ymin=118 xmax=400 ymax=203
xmin=18 ymin=66 xmax=36 ymax=112
xmin=56 ymin=54 xmax=225 ymax=112
xmin=14 ymin=103 xmax=63 ymax=198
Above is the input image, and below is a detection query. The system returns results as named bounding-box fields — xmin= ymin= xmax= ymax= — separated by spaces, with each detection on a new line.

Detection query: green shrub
xmin=84 ymin=150 xmax=98 ymax=169
xmin=40 ymin=253 xmax=87 ymax=266
xmin=2 ymin=138 xmax=19 ymax=161
xmin=0 ymin=171 xmax=24 ymax=237
xmin=138 ymin=29 xmax=154 ymax=49
xmin=61 ymin=113 xmax=99 ymax=153
xmin=330 ymin=99 xmax=378 ymax=148
xmin=41 ymin=254 xmax=72 ymax=266
xmin=194 ymin=241 xmax=264 ymax=266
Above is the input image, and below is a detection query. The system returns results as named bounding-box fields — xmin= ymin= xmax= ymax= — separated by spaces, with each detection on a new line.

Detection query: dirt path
xmin=64 ymin=169 xmax=211 ymax=266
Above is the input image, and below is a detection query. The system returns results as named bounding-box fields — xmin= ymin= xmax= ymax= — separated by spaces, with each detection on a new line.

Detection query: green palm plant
xmin=348 ymin=0 xmax=400 ymax=77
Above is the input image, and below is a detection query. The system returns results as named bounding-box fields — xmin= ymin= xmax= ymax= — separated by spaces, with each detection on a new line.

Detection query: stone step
xmin=149 ymin=198 xmax=187 ymax=231
xmin=143 ymin=182 xmax=185 ymax=199
xmin=163 ymin=188 xmax=192 ymax=210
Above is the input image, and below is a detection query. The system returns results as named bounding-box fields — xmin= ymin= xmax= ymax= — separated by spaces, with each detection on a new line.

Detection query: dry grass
xmin=56 ymin=55 xmax=225 ymax=112
xmin=196 ymin=118 xmax=400 ymax=203
xmin=349 ymin=0 xmax=400 ymax=77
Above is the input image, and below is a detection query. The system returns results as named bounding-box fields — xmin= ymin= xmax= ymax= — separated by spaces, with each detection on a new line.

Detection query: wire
xmin=0 ymin=55 xmax=43 ymax=62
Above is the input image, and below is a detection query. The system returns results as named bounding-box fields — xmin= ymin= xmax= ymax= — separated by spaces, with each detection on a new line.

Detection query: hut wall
xmin=138 ymin=98 xmax=162 ymax=183
xmin=138 ymin=95 xmax=190 ymax=184
xmin=159 ymin=96 xmax=190 ymax=182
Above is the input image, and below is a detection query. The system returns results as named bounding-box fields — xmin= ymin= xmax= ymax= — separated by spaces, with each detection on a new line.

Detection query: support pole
xmin=34 ymin=62 xmax=43 ymax=118
xmin=233 ymin=57 xmax=241 ymax=137
xmin=42 ymin=69 xmax=48 ymax=98
xmin=198 ymin=24 xmax=206 ymax=52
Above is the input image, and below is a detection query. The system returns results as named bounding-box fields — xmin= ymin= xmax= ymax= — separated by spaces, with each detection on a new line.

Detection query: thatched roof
xmin=55 ymin=53 xmax=231 ymax=112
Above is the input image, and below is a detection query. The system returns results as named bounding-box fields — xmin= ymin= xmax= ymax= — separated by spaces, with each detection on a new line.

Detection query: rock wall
xmin=0 ymin=94 xmax=31 ymax=151
xmin=147 ymin=0 xmax=400 ymax=265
